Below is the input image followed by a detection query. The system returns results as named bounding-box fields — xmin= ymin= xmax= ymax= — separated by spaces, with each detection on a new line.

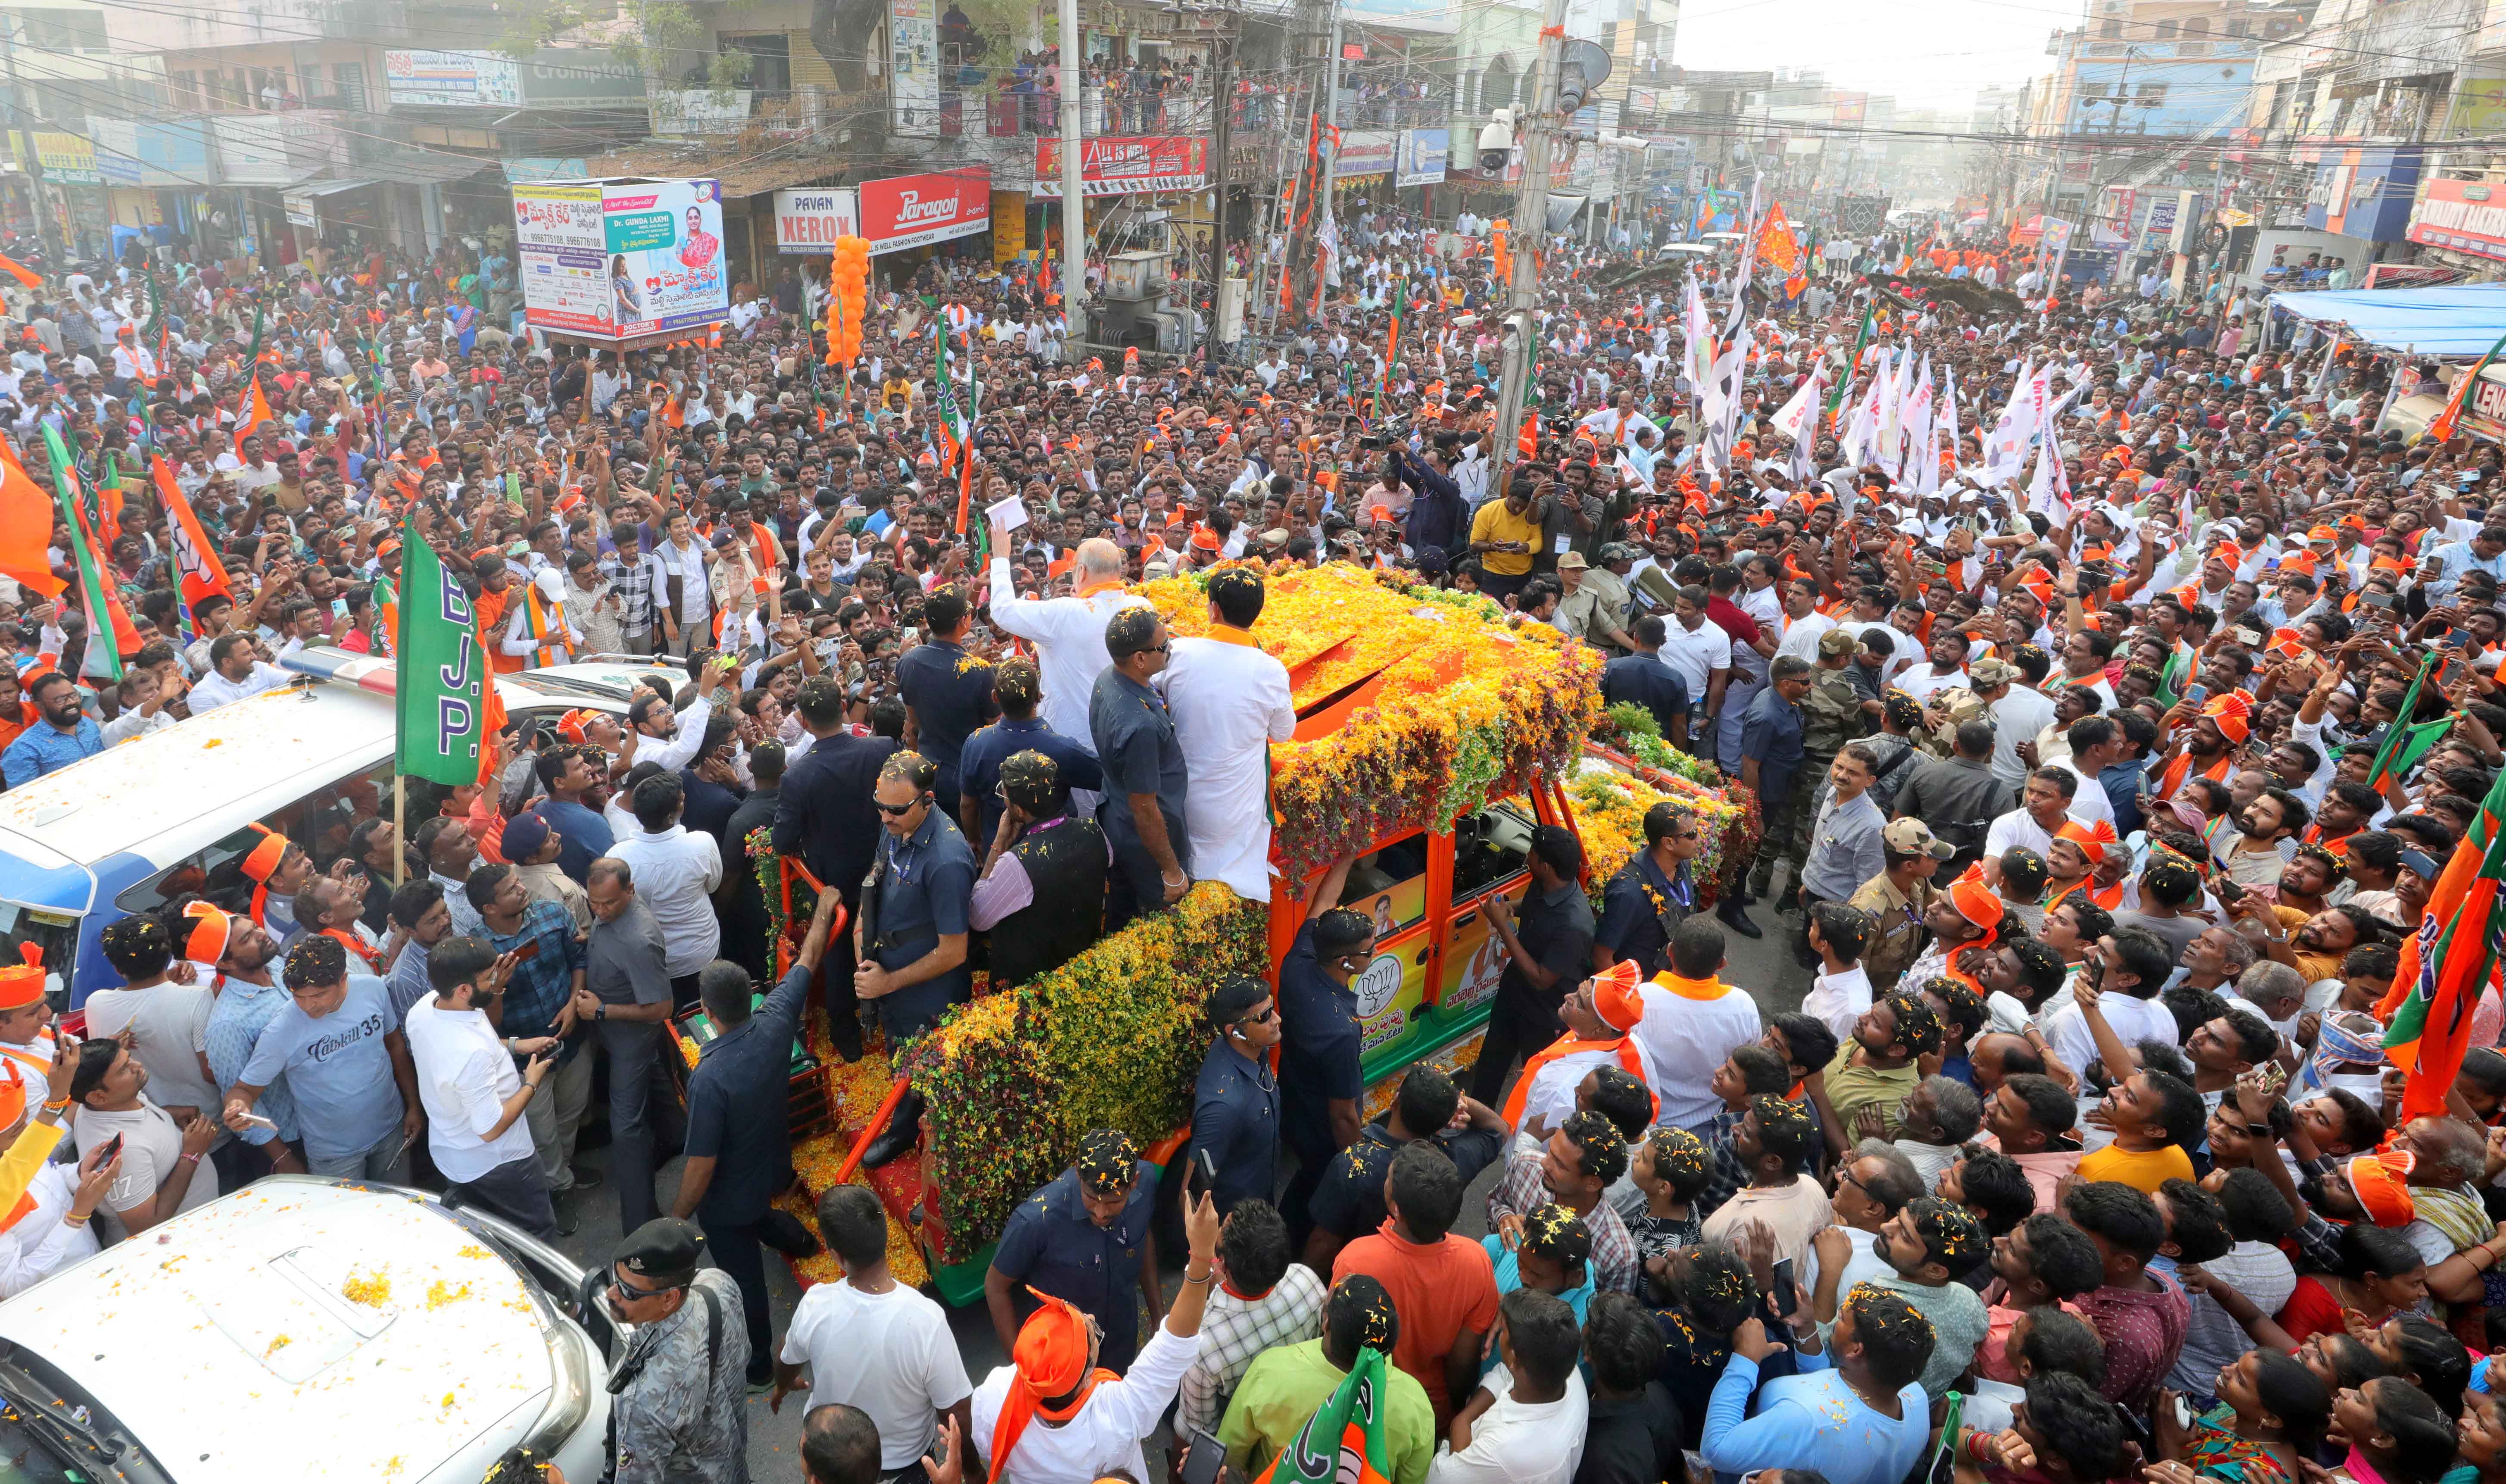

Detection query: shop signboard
xmin=12 ymin=130 xmax=99 ymax=185
xmin=1335 ymin=130 xmax=1398 ymax=179
xmin=993 ymin=192 xmax=1027 ymax=262
xmin=2409 ymin=176 xmax=2506 ymax=261
xmin=385 ymin=50 xmax=523 ymax=108
xmin=651 ymin=90 xmax=753 ymax=139
xmin=514 ymin=177 xmax=730 ymax=340
xmin=857 ymin=168 xmax=991 ymax=253
xmin=1396 ymin=129 xmax=1447 ymax=187
xmin=1033 ymin=137 xmax=1207 ymax=197
xmin=84 ymin=117 xmax=209 ymax=187
xmin=891 ymin=0 xmax=941 ymax=137
xmin=773 ymin=187 xmax=860 ymax=253
xmin=2305 ymin=145 xmax=2422 ymax=241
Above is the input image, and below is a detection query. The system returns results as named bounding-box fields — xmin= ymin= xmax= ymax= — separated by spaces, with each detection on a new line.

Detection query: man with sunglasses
xmin=854 ymin=751 xmax=976 ymax=1168
xmin=602 ymin=1217 xmax=751 ymax=1484
xmin=1089 ymin=606 xmax=1194 ymax=927
xmin=1594 ymin=801 xmax=1706 ymax=980
xmin=1188 ymin=976 xmax=1283 ymax=1216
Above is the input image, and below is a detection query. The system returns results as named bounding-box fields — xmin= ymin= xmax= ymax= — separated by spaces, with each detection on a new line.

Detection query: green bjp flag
xmin=393 ymin=521 xmax=487 ymax=786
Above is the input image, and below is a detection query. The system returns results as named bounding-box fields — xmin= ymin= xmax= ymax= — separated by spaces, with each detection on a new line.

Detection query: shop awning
xmin=2267 ymin=284 xmax=2506 ymax=357
xmin=287 ymin=178 xmax=375 ymax=200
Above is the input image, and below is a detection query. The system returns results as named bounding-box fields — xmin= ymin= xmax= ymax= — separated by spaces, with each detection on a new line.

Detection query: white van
xmin=0 ymin=647 xmax=683 ymax=1007
xmin=0 ymin=1175 xmax=620 ymax=1484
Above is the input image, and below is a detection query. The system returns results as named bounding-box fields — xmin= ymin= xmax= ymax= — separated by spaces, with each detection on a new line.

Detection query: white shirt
xmin=1989 ymin=687 xmax=2060 ymax=786
xmin=1985 ymin=809 xmax=2055 ymax=865
xmin=402 ymin=991 xmax=539 ymax=1184
xmin=1894 ymin=662 xmax=1968 ymax=704
xmin=2043 ymin=989 xmax=2177 ymax=1090
xmin=1161 ymin=635 xmax=1297 ymax=902
xmin=2049 ymin=758 xmax=2113 ymax=828
xmin=0 ymin=1160 xmax=95 ymax=1298
xmin=78 ymin=982 xmax=218 ymax=1119
xmin=972 ymin=1319 xmax=1198 ymax=1484
xmin=1427 ymin=1362 xmax=1588 ymax=1484
xmin=1801 ymin=964 xmax=1873 ymax=1048
xmin=186 ymin=660 xmax=294 ymax=713
xmin=1800 ymin=1222 xmax=1894 ymax=1302
xmin=1656 ymin=617 xmax=1732 ymax=701
xmin=1775 ymin=610 xmax=1838 ymax=664
xmin=607 ymin=823 xmax=723 ymax=977
xmin=986 ymin=555 xmax=1152 ymax=745
xmin=781 ymin=1278 xmax=973 ymax=1470
xmin=1630 ymin=979 xmax=1763 ymax=1133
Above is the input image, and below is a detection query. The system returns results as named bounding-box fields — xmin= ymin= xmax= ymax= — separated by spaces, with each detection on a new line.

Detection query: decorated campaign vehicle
xmin=754 ymin=562 xmax=1759 ymax=1304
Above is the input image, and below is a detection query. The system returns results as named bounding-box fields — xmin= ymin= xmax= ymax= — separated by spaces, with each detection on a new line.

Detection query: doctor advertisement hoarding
xmin=514 ymin=177 xmax=730 ymax=340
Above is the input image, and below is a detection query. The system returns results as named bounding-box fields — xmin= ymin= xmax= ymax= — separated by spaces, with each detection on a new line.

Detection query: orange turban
xmin=238 ymin=824 xmax=290 ymax=929
xmin=1591 ymin=960 xmax=1643 ymax=1032
xmin=1948 ymin=864 xmax=2005 ymax=942
xmin=988 ymin=1290 xmax=1116 ymax=1480
xmin=182 ymin=901 xmax=234 ymax=966
xmin=2204 ymin=692 xmax=2252 ymax=745
xmin=2055 ymin=819 xmax=2120 ymax=866
xmin=2349 ymin=1150 xmax=2416 ymax=1228
xmin=0 ymin=1061 xmax=25 ymax=1129
xmin=0 ymin=945 xmax=41 ymax=1013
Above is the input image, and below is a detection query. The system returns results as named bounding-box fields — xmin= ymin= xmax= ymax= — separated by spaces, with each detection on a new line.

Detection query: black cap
xmin=613 ymin=1218 xmax=704 ymax=1284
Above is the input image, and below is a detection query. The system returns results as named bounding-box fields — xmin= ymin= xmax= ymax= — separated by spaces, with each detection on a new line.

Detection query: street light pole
xmin=1490 ymin=0 xmax=1570 ymax=504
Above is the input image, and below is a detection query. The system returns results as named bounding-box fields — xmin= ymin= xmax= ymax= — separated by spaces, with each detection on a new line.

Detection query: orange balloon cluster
xmin=826 ymin=236 xmax=870 ymax=365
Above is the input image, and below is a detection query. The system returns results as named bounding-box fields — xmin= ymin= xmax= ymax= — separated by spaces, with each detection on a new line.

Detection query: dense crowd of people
xmin=0 ymin=199 xmax=2499 ymax=1484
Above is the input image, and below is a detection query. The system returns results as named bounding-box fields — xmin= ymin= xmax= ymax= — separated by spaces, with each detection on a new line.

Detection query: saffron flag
xmin=2384 ymin=768 xmax=2506 ymax=1120
xmin=0 ymin=253 xmax=38 ymax=290
xmin=0 ymin=440 xmax=63 ymax=599
xmin=2427 ymin=329 xmax=2506 ymax=444
xmin=393 ymin=520 xmax=489 ymax=788
xmin=1255 ymin=1346 xmax=1394 ymax=1484
xmin=1375 ymin=278 xmax=1407 ymax=421
xmin=247 ymin=376 xmax=274 ymax=435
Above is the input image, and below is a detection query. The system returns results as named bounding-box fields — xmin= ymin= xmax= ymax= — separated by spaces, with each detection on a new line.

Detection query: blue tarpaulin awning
xmin=2267 ymin=284 xmax=2506 ymax=358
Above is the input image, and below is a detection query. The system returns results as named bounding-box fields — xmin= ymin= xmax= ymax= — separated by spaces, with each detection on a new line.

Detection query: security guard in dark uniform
xmin=856 ymin=749 xmax=978 ymax=1167
xmin=1089 ymin=607 xmax=1192 ymax=928
xmin=1188 ymin=976 xmax=1282 ymax=1215
xmin=984 ymin=1129 xmax=1163 ymax=1374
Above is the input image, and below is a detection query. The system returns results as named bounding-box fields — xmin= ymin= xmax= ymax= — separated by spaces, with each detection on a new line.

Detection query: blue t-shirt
xmin=239 ymin=976 xmax=402 ymax=1161
xmin=534 ymin=798 xmax=614 ymax=884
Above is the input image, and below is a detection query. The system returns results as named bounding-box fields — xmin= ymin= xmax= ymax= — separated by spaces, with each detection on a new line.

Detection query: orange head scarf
xmin=2054 ymin=819 xmax=2120 ymax=867
xmin=2203 ymin=692 xmax=2252 ymax=745
xmin=2348 ymin=1150 xmax=2416 ymax=1228
xmin=1591 ymin=959 xmax=1644 ymax=1032
xmin=988 ymin=1290 xmax=1119 ymax=1481
xmin=0 ymin=944 xmax=41 ymax=1014
xmin=1947 ymin=865 xmax=2005 ymax=952
xmin=237 ymin=824 xmax=290 ymax=929
xmin=182 ymin=901 xmax=234 ymax=966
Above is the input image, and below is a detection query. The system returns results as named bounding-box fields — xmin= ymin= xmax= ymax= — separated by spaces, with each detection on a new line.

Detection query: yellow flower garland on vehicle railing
xmin=1561 ymin=766 xmax=1758 ymax=913
xmin=897 ymin=883 xmax=1269 ymax=1266
xmin=1143 ymin=563 xmax=1605 ymax=892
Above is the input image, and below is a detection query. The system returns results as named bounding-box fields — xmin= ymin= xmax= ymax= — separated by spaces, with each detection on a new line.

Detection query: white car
xmin=0 ymin=647 xmax=681 ymax=1007
xmin=0 ymin=1176 xmax=621 ymax=1484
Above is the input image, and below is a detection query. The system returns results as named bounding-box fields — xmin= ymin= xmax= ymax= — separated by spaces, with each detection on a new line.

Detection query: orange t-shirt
xmin=1333 ymin=1223 xmax=1500 ymax=1419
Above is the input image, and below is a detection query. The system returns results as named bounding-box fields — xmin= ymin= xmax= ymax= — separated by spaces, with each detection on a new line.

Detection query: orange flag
xmin=0 ymin=254 xmax=39 ymax=290
xmin=0 ymin=441 xmax=64 ymax=598
xmin=247 ymin=376 xmax=274 ymax=433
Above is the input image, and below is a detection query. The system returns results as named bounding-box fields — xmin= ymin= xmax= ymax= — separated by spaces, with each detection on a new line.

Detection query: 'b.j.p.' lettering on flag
xmin=393 ymin=521 xmax=486 ymax=786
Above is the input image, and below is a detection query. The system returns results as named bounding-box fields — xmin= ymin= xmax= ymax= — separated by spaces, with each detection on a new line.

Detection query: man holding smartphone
xmin=402 ymin=933 xmax=562 ymax=1241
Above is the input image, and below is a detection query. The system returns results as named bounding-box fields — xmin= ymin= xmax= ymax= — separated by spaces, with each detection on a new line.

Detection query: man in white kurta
xmin=1159 ymin=569 xmax=1297 ymax=902
xmin=987 ymin=528 xmax=1150 ymax=747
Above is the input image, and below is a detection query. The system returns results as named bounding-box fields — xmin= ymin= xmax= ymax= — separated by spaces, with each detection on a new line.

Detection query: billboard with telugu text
xmin=514 ymin=178 xmax=729 ymax=340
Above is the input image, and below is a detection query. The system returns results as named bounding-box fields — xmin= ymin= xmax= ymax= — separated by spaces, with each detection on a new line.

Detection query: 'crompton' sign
xmin=856 ymin=168 xmax=991 ymax=253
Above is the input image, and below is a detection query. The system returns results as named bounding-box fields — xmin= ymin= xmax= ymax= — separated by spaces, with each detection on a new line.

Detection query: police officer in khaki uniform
xmin=1762 ymin=627 xmax=1871 ymax=904
xmin=1850 ymin=819 xmax=1957 ymax=994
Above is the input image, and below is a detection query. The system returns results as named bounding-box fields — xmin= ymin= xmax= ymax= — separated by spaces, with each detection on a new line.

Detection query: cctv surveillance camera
xmin=1478 ymin=109 xmax=1516 ymax=173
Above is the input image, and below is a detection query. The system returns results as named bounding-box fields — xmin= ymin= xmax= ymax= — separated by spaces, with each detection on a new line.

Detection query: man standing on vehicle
xmin=604 ymin=1217 xmax=751 ymax=1484
xmin=184 ymin=632 xmax=293 ymax=714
